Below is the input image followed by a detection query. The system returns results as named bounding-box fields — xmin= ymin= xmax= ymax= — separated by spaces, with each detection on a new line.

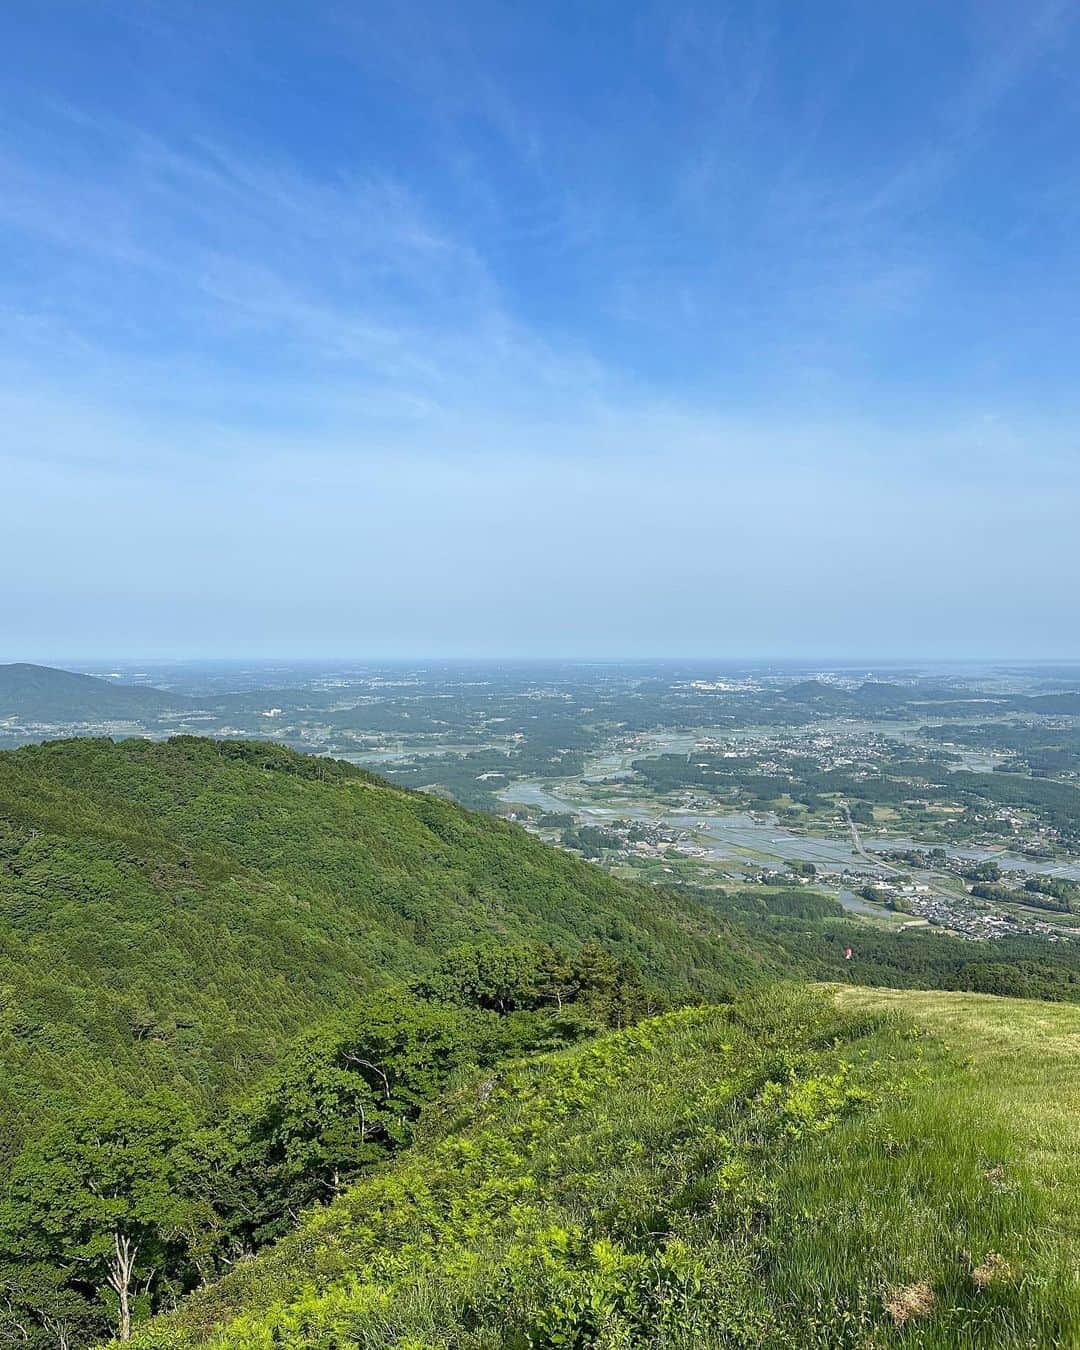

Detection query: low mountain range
xmin=0 ymin=663 xmax=188 ymax=722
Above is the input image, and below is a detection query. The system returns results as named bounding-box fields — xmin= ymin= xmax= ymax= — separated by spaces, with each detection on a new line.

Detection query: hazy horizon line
xmin=9 ymin=655 xmax=1080 ymax=670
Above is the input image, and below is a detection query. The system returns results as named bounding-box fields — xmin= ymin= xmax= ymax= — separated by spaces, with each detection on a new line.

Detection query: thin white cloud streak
xmin=3 ymin=0 xmax=1078 ymax=456
xmin=0 ymin=102 xmax=624 ymax=439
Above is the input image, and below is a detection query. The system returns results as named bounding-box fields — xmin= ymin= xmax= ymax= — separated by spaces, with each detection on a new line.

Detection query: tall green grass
xmin=123 ymin=986 xmax=1080 ymax=1348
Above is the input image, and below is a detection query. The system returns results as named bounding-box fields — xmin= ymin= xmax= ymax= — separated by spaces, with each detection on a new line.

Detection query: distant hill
xmin=0 ymin=662 xmax=188 ymax=722
xmin=1025 ymin=691 xmax=1080 ymax=714
xmin=780 ymin=678 xmax=974 ymax=712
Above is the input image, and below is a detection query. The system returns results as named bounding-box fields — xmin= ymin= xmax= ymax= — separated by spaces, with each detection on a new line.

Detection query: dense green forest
xmin=0 ymin=943 xmax=660 ymax=1346
xmin=0 ymin=736 xmax=763 ymax=1155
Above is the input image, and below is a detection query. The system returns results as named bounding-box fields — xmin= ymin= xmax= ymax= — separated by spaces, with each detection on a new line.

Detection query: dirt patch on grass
xmin=885 ymin=1281 xmax=936 ymax=1327
xmin=972 ymin=1252 xmax=1012 ymax=1289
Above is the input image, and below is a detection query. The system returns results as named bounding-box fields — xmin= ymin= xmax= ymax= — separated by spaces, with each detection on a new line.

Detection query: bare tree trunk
xmin=41 ymin=1316 xmax=70 ymax=1350
xmin=106 ymin=1232 xmax=138 ymax=1341
xmin=0 ymin=1292 xmax=30 ymax=1342
xmin=343 ymin=1056 xmax=391 ymax=1102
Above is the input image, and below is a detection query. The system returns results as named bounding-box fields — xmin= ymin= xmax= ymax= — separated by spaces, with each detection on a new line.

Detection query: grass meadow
xmin=125 ymin=986 xmax=1080 ymax=1348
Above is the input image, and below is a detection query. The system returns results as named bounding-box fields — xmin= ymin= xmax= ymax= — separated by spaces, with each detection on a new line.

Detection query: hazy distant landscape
xmin=8 ymin=657 xmax=1080 ymax=952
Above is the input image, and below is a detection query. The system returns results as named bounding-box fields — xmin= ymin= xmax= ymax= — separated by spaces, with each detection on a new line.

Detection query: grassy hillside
xmin=834 ymin=984 xmax=1080 ymax=1303
xmin=124 ymin=985 xmax=1080 ymax=1349
xmin=0 ymin=736 xmax=757 ymax=1153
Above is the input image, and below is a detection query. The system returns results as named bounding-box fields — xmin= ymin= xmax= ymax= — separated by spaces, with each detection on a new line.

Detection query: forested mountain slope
xmin=0 ymin=736 xmax=758 ymax=1153
xmin=125 ymin=985 xmax=1080 ymax=1350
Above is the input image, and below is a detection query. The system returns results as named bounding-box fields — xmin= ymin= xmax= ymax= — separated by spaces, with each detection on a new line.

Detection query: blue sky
xmin=3 ymin=0 xmax=1079 ymax=659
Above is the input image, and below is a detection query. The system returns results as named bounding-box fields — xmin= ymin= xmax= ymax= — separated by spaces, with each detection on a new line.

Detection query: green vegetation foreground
xmin=126 ymin=986 xmax=1080 ymax=1350
xmin=2 ymin=737 xmax=1078 ymax=1347
xmin=0 ymin=736 xmax=755 ymax=1155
